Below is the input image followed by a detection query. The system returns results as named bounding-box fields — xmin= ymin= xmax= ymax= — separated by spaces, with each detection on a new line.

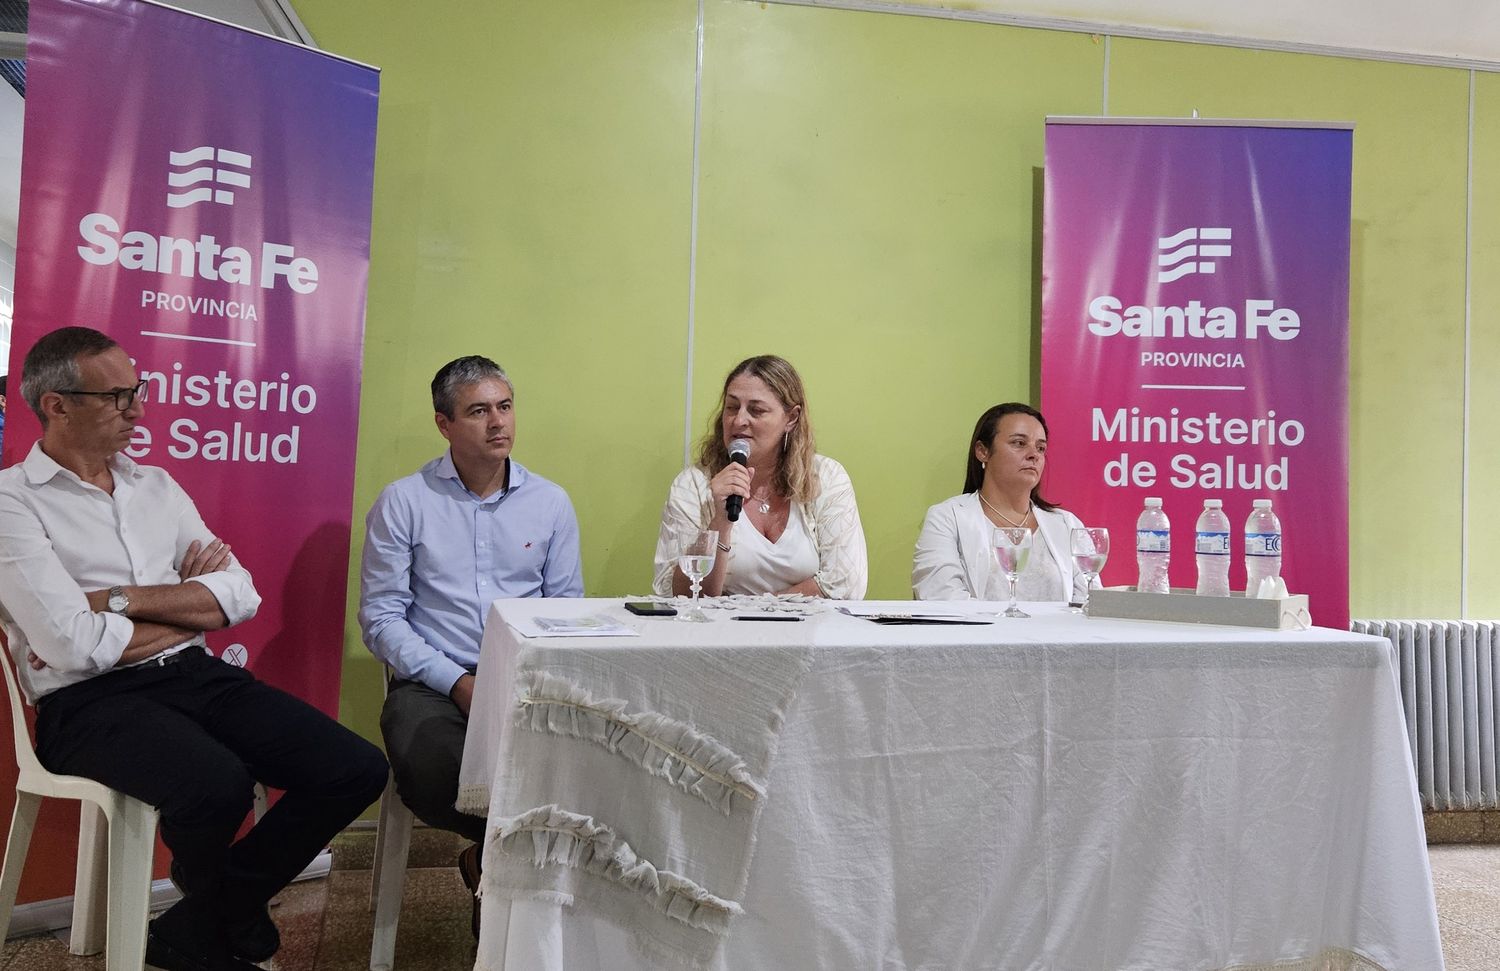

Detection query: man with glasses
xmin=0 ymin=327 xmax=388 ymax=971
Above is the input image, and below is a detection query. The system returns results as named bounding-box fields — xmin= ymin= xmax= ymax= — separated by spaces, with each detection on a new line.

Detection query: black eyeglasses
xmin=59 ymin=380 xmax=148 ymax=412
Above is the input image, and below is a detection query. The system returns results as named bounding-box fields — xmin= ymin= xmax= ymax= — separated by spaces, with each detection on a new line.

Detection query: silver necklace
xmin=749 ymin=492 xmax=773 ymax=514
xmin=979 ymin=492 xmax=1032 ymax=528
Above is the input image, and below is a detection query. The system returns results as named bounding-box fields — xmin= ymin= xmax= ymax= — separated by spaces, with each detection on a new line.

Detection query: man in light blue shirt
xmin=359 ymin=356 xmax=582 ymax=917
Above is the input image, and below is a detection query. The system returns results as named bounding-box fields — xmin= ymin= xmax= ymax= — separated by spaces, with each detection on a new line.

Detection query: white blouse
xmin=721 ymin=504 xmax=819 ymax=596
xmin=652 ymin=455 xmax=868 ymax=599
xmin=1003 ymin=533 xmax=1066 ymax=603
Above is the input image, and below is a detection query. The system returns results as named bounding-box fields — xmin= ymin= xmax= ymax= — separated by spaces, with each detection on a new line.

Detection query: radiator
xmin=1353 ymin=620 xmax=1500 ymax=810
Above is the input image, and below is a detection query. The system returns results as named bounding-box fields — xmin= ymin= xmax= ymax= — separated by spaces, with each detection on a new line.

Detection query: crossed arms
xmin=76 ymin=539 xmax=236 ymax=666
xmin=0 ymin=472 xmax=260 ymax=676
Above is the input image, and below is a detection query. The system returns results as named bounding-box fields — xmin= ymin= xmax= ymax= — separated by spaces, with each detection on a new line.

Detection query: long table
xmin=458 ymin=599 xmax=1442 ymax=971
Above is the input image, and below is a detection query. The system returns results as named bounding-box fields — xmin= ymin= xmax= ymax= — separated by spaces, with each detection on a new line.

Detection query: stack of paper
xmin=515 ymin=615 xmax=640 ymax=638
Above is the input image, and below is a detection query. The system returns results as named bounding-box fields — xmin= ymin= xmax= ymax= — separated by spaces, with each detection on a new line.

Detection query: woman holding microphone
xmin=912 ymin=402 xmax=1090 ymax=602
xmin=653 ymin=355 xmax=867 ymax=599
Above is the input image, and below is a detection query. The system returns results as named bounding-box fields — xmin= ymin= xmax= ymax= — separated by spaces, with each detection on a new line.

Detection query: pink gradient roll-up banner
xmin=1041 ymin=120 xmax=1352 ymax=629
xmin=3 ymin=0 xmax=379 ymax=714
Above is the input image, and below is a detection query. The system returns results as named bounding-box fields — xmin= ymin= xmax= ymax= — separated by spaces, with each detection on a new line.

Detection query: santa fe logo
xmin=1085 ymin=224 xmax=1297 ymax=341
xmin=167 ymin=146 xmax=252 ymax=208
xmin=76 ymin=146 xmax=318 ymax=294
xmin=1156 ymin=227 xmax=1232 ymax=283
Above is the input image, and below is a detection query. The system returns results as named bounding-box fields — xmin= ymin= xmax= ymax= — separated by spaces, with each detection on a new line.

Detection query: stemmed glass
xmin=675 ymin=529 xmax=717 ymax=623
xmin=993 ymin=526 xmax=1034 ymax=619
xmin=1069 ymin=527 xmax=1110 ymax=614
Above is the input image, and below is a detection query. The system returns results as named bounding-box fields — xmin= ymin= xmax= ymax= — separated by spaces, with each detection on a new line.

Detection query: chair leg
xmin=70 ymin=803 xmax=109 ymax=956
xmin=104 ymin=798 xmax=157 ymax=971
xmin=369 ymin=792 xmax=413 ymax=971
xmin=369 ymin=775 xmax=395 ymax=911
xmin=0 ymin=792 xmax=42 ymax=940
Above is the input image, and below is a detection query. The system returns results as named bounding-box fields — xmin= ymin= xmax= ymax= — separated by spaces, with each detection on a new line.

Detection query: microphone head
xmin=728 ymin=438 xmax=752 ymax=464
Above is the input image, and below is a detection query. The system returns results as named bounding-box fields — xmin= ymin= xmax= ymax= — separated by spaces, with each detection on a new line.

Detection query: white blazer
xmin=911 ymin=492 xmax=1089 ymax=602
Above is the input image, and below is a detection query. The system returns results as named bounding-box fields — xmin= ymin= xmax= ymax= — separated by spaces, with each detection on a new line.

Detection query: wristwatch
xmin=107 ymin=585 xmax=130 ymax=616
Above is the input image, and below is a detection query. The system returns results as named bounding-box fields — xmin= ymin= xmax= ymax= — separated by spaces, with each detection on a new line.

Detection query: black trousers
xmin=380 ymin=678 xmax=487 ymax=844
xmin=35 ymin=649 xmax=388 ymax=920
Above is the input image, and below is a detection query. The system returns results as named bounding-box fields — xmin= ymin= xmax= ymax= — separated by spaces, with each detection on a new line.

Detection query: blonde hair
xmin=695 ymin=355 xmax=819 ymax=504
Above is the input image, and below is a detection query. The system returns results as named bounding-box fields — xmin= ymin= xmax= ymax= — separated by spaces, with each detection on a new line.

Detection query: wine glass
xmin=675 ymin=529 xmax=717 ymax=622
xmin=993 ymin=526 xmax=1033 ymax=619
xmin=1069 ymin=527 xmax=1110 ymax=613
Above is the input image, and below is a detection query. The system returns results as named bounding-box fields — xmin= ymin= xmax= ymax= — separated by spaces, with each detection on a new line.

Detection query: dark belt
xmin=35 ymin=647 xmax=205 ymax=713
xmin=139 ymin=646 xmax=203 ymax=668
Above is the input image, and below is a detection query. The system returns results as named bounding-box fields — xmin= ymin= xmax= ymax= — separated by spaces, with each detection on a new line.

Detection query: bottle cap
xmin=1145 ymin=497 xmax=1162 ymax=508
xmin=1253 ymin=499 xmax=1272 ymax=509
xmin=1203 ymin=499 xmax=1222 ymax=508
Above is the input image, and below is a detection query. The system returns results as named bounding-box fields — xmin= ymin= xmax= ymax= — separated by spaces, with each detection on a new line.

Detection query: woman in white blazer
xmin=912 ymin=402 xmax=1090 ymax=603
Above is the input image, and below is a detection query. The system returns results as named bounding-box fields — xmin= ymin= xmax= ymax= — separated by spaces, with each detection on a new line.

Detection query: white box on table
xmin=1085 ymin=587 xmax=1312 ymax=630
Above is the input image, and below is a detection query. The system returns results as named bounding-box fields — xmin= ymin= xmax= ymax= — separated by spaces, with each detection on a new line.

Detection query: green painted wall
xmin=690 ymin=1 xmax=1102 ymax=599
xmin=290 ymin=0 xmax=1495 ymax=748
xmin=297 ymin=0 xmax=700 ymax=748
xmin=1469 ymin=72 xmax=1500 ymax=617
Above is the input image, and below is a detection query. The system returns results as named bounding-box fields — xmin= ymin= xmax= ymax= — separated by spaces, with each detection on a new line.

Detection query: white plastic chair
xmin=0 ymin=645 xmax=158 ymax=969
xmin=368 ymin=672 xmax=414 ymax=971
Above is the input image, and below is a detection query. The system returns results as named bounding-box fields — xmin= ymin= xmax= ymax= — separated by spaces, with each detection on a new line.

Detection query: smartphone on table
xmin=624 ymin=601 xmax=677 ymax=617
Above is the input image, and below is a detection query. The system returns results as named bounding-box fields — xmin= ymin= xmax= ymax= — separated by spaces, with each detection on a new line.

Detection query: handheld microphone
xmin=725 ymin=438 xmax=751 ymax=522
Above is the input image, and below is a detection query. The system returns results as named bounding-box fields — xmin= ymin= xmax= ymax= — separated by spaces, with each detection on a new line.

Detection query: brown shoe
xmin=458 ymin=843 xmax=481 ymax=940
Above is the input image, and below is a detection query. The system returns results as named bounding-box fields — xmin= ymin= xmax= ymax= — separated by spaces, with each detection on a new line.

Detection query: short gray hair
xmin=430 ymin=355 xmax=512 ymax=418
xmin=21 ymin=327 xmax=120 ymax=425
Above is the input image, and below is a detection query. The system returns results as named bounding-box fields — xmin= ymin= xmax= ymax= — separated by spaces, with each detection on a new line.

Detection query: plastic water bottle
xmin=1244 ymin=499 xmax=1283 ymax=598
xmin=1194 ymin=499 xmax=1231 ymax=597
xmin=1135 ymin=497 xmax=1171 ymax=594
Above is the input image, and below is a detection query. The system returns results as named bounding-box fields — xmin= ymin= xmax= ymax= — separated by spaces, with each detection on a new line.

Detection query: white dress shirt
xmin=652 ymin=454 xmax=868 ymax=599
xmin=0 ymin=442 xmax=261 ymax=702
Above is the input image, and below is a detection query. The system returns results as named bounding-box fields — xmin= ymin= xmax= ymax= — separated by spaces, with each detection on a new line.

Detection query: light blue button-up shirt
xmin=358 ymin=451 xmax=583 ymax=696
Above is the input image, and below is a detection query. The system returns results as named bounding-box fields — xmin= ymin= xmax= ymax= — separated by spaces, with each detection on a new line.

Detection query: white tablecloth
xmin=459 ymin=599 xmax=1443 ymax=971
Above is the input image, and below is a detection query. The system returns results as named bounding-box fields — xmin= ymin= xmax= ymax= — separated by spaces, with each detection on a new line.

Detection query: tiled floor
xmin=4 ymin=822 xmax=1497 ymax=969
xmin=0 ymin=826 xmax=475 ymax=971
xmin=1430 ymin=844 xmax=1500 ymax=971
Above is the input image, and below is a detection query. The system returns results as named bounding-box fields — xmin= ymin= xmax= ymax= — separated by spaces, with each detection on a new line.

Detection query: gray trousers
xmin=379 ymin=678 xmax=487 ymax=844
